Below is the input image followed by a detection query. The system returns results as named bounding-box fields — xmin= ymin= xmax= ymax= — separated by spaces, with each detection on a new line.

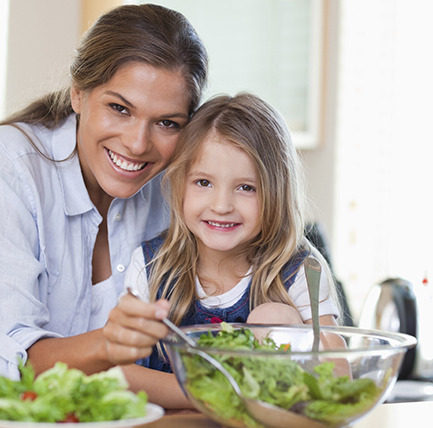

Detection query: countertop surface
xmin=144 ymin=400 xmax=433 ymax=427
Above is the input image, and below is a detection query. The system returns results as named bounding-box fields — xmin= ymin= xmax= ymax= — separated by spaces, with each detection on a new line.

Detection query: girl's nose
xmin=210 ymin=189 xmax=234 ymax=214
xmin=124 ymin=122 xmax=152 ymax=155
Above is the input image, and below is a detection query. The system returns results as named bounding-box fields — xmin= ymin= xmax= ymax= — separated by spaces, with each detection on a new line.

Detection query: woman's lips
xmin=107 ymin=149 xmax=147 ymax=172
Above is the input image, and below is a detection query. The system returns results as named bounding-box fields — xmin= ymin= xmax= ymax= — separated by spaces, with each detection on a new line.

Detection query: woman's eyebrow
xmin=104 ymin=90 xmax=189 ymax=119
xmin=164 ymin=112 xmax=189 ymax=120
xmin=105 ymin=90 xmax=134 ymax=108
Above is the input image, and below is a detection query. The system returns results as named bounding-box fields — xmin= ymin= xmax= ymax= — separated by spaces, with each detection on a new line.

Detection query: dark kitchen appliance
xmin=359 ymin=277 xmax=433 ymax=380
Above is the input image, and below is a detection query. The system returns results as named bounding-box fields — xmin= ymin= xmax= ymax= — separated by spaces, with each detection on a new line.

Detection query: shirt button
xmin=115 ymin=213 xmax=122 ymax=221
xmin=117 ymin=264 xmax=125 ymax=273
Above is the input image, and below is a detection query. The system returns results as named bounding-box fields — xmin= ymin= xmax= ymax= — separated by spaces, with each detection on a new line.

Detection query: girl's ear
xmin=70 ymin=86 xmax=82 ymax=114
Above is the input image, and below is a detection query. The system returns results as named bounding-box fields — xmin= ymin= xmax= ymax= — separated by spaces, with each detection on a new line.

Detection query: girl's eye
xmin=239 ymin=184 xmax=256 ymax=192
xmin=160 ymin=119 xmax=180 ymax=129
xmin=196 ymin=179 xmax=211 ymax=187
xmin=110 ymin=103 xmax=129 ymax=115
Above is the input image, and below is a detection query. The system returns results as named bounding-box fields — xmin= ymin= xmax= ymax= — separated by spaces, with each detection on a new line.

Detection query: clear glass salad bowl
xmin=163 ymin=323 xmax=416 ymax=428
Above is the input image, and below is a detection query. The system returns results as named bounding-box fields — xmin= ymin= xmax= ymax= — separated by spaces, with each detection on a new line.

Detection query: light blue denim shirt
xmin=0 ymin=115 xmax=169 ymax=379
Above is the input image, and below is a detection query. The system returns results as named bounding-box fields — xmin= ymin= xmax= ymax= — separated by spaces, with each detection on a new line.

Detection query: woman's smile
xmin=107 ymin=149 xmax=147 ymax=172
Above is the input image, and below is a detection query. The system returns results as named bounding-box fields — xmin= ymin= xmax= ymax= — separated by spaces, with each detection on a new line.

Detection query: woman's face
xmin=71 ymin=63 xmax=190 ymax=201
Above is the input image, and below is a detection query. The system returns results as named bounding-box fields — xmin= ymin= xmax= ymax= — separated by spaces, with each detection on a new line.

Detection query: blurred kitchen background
xmin=1 ymin=0 xmax=432 ymax=325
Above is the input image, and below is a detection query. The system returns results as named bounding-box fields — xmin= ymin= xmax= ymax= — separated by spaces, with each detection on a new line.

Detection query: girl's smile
xmin=71 ymin=63 xmax=190 ymax=204
xmin=183 ymin=132 xmax=261 ymax=259
xmin=205 ymin=221 xmax=239 ymax=229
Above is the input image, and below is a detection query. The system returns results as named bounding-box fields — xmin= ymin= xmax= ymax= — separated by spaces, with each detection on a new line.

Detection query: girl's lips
xmin=205 ymin=220 xmax=240 ymax=229
xmin=107 ymin=149 xmax=147 ymax=172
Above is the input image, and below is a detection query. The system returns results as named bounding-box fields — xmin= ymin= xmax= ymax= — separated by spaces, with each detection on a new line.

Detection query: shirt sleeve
xmin=288 ymin=259 xmax=340 ymax=322
xmin=0 ymin=159 xmax=61 ymax=380
xmin=122 ymin=246 xmax=150 ymax=302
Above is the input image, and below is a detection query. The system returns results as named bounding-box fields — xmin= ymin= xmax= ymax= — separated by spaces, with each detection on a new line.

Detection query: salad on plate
xmin=0 ymin=362 xmax=150 ymax=423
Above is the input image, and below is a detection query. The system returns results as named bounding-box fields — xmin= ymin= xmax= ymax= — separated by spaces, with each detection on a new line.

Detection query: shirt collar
xmin=52 ymin=114 xmax=94 ymax=216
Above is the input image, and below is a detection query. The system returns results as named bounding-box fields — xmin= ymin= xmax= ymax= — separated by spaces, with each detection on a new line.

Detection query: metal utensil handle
xmin=126 ymin=287 xmax=197 ymax=347
xmin=305 ymin=257 xmax=321 ymax=353
xmin=162 ymin=317 xmax=197 ymax=347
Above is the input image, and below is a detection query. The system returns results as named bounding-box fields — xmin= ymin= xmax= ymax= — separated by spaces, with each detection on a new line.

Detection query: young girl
xmin=124 ymin=92 xmax=340 ymax=376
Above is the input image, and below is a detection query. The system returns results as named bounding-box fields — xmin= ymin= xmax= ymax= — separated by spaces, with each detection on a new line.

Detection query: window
xmin=334 ymin=0 xmax=433 ymax=320
xmin=143 ymin=0 xmax=325 ymax=148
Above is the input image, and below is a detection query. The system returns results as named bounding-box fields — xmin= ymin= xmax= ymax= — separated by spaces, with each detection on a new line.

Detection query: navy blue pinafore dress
xmin=136 ymin=235 xmax=308 ymax=372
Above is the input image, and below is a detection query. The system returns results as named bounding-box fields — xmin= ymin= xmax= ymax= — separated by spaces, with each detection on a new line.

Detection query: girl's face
xmin=71 ymin=63 xmax=189 ymax=202
xmin=183 ymin=133 xmax=262 ymax=259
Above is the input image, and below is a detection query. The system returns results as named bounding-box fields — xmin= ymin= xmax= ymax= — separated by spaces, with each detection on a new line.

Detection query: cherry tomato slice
xmin=61 ymin=413 xmax=80 ymax=423
xmin=20 ymin=391 xmax=38 ymax=401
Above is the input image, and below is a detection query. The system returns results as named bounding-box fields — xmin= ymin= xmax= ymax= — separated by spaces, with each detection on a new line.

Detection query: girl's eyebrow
xmin=188 ymin=170 xmax=210 ymax=178
xmin=188 ymin=170 xmax=257 ymax=183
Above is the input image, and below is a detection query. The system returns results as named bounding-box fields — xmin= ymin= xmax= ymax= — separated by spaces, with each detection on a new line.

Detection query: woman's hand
xmin=102 ymin=294 xmax=170 ymax=365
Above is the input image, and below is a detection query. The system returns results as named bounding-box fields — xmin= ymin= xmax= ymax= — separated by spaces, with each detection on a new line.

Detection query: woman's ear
xmin=70 ymin=86 xmax=82 ymax=114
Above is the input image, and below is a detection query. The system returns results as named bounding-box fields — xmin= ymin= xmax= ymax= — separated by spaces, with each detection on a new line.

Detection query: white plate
xmin=0 ymin=403 xmax=164 ymax=428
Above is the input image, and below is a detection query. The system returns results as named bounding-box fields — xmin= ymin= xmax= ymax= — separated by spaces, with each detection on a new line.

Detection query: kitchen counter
xmin=354 ymin=400 xmax=432 ymax=427
xmin=144 ymin=401 xmax=433 ymax=427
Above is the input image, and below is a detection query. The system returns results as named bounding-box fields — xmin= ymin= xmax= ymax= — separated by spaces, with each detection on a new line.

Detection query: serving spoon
xmin=126 ymin=257 xmax=325 ymax=428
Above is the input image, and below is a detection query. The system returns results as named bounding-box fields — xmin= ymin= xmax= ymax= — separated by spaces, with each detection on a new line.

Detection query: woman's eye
xmin=110 ymin=103 xmax=129 ymax=115
xmin=196 ymin=179 xmax=211 ymax=187
xmin=239 ymin=184 xmax=255 ymax=192
xmin=160 ymin=119 xmax=180 ymax=129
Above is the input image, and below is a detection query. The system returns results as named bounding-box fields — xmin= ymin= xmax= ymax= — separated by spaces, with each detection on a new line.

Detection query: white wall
xmin=301 ymin=0 xmax=340 ymax=258
xmin=4 ymin=0 xmax=80 ymax=117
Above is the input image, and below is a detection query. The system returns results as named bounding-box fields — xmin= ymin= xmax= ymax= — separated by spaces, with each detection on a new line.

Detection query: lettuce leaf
xmin=183 ymin=322 xmax=382 ymax=427
xmin=0 ymin=362 xmax=147 ymax=422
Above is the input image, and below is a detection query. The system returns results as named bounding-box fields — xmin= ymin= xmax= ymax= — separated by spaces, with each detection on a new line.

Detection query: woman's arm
xmin=28 ymin=297 xmax=193 ymax=410
xmin=121 ymin=364 xmax=192 ymax=409
xmin=27 ymin=330 xmax=113 ymax=376
xmin=27 ymin=295 xmax=170 ymax=375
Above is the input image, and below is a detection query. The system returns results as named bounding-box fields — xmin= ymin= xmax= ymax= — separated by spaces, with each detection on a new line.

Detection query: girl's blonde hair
xmin=148 ymin=92 xmax=338 ymax=324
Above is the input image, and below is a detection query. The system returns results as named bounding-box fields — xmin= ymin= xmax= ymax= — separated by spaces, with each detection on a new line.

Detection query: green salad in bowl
xmin=164 ymin=322 xmax=416 ymax=428
xmin=0 ymin=362 xmax=149 ymax=423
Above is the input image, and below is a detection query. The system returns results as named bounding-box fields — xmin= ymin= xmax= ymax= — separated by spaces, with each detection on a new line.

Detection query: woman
xmin=0 ymin=4 xmax=207 ymax=407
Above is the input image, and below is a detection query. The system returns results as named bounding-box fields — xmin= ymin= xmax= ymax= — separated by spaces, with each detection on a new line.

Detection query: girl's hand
xmin=102 ymin=294 xmax=170 ymax=365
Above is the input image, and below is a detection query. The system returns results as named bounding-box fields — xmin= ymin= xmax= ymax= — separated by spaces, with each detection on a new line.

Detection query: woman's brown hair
xmin=1 ymin=4 xmax=208 ymax=128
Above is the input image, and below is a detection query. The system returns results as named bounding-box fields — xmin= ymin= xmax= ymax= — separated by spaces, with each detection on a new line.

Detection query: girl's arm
xmin=306 ymin=314 xmax=350 ymax=377
xmin=306 ymin=314 xmax=346 ymax=349
xmin=27 ymin=295 xmax=170 ymax=375
xmin=305 ymin=314 xmax=338 ymax=326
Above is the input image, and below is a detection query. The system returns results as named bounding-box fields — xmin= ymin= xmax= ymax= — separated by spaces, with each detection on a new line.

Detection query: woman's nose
xmin=124 ymin=122 xmax=152 ymax=155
